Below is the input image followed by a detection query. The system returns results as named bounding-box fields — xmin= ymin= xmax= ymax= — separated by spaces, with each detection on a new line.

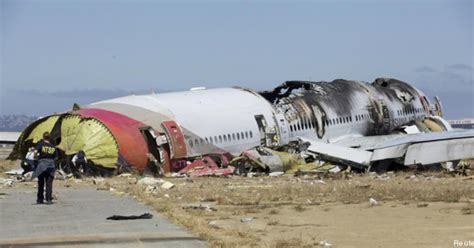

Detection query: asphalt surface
xmin=0 ymin=187 xmax=206 ymax=247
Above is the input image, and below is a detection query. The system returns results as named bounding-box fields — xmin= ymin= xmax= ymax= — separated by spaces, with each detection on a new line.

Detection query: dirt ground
xmin=1 ymin=159 xmax=474 ymax=247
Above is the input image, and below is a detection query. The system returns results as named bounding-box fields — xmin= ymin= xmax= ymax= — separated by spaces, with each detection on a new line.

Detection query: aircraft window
xmin=205 ymin=137 xmax=208 ymax=144
xmin=304 ymin=118 xmax=309 ymax=129
xmin=223 ymin=135 xmax=227 ymax=142
xmin=188 ymin=139 xmax=193 ymax=148
xmin=249 ymin=131 xmax=253 ymax=138
xmin=290 ymin=125 xmax=294 ymax=132
xmin=296 ymin=122 xmax=300 ymax=131
xmin=232 ymin=133 xmax=236 ymax=140
xmin=194 ymin=139 xmax=199 ymax=146
xmin=219 ymin=135 xmax=222 ymax=143
xmin=346 ymin=117 xmax=349 ymax=123
xmin=244 ymin=131 xmax=248 ymax=139
xmin=236 ymin=133 xmax=240 ymax=140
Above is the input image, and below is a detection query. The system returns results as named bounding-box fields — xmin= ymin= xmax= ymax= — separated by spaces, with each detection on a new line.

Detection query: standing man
xmin=33 ymin=132 xmax=58 ymax=204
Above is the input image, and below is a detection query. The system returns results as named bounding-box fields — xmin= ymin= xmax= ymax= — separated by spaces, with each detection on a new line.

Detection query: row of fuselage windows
xmin=289 ymin=113 xmax=371 ymax=133
xmin=188 ymin=131 xmax=254 ymax=148
xmin=326 ymin=113 xmax=371 ymax=127
xmin=397 ymin=107 xmax=424 ymax=116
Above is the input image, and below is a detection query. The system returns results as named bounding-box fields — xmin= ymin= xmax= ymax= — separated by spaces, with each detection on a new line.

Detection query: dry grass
xmin=95 ymin=169 xmax=474 ymax=247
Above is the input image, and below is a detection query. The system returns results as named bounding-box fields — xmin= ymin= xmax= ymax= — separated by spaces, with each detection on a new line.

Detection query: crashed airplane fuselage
xmin=9 ymin=78 xmax=474 ymax=174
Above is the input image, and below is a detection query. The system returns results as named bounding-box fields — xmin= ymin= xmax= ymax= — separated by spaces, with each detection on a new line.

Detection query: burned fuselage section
xmin=260 ymin=78 xmax=438 ymax=143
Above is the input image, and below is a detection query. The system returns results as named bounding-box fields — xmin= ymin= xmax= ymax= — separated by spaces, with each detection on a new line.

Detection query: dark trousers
xmin=21 ymin=160 xmax=36 ymax=175
xmin=37 ymin=173 xmax=54 ymax=203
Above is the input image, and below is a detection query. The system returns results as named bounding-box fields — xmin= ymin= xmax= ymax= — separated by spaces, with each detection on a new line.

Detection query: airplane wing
xmin=0 ymin=132 xmax=21 ymax=145
xmin=299 ymin=130 xmax=474 ymax=169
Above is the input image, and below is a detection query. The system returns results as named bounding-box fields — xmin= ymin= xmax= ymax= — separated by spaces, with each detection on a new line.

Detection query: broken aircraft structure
xmin=8 ymin=78 xmax=474 ymax=175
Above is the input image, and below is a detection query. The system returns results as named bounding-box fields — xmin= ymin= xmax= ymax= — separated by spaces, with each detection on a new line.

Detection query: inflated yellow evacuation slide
xmin=57 ymin=115 xmax=119 ymax=169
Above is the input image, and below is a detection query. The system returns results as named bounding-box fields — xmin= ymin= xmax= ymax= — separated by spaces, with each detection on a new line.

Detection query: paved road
xmin=0 ymin=187 xmax=206 ymax=247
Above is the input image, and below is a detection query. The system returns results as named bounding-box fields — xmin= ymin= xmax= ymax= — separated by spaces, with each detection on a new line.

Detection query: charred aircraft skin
xmin=9 ymin=78 xmax=471 ymax=174
xmin=261 ymin=78 xmax=430 ymax=142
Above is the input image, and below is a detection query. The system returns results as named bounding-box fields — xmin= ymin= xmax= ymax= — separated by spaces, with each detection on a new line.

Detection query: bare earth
xmin=1 ymin=159 xmax=473 ymax=247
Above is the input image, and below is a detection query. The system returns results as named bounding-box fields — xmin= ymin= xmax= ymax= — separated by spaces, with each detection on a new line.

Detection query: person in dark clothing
xmin=33 ymin=132 xmax=59 ymax=204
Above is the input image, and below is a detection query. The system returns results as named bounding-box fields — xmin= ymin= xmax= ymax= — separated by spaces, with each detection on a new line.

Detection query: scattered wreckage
xmin=6 ymin=78 xmax=474 ymax=177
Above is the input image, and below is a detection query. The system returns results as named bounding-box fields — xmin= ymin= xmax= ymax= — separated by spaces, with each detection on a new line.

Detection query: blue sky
xmin=1 ymin=0 xmax=472 ymax=118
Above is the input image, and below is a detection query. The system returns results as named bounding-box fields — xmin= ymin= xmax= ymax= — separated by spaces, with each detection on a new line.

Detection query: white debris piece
xmin=319 ymin=240 xmax=332 ymax=247
xmin=269 ymin=171 xmax=284 ymax=177
xmin=5 ymin=169 xmax=23 ymax=176
xmin=118 ymin=173 xmax=134 ymax=178
xmin=329 ymin=166 xmax=341 ymax=173
xmin=240 ymin=216 xmax=254 ymax=223
xmin=160 ymin=181 xmax=175 ymax=190
xmin=138 ymin=177 xmax=164 ymax=186
xmin=369 ymin=197 xmax=379 ymax=206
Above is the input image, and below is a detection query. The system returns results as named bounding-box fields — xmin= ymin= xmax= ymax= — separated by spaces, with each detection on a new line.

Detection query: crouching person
xmin=21 ymin=147 xmax=37 ymax=176
xmin=33 ymin=132 xmax=59 ymax=205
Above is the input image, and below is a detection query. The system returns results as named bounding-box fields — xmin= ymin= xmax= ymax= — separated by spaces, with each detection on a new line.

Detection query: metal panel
xmin=161 ymin=121 xmax=187 ymax=159
xmin=371 ymin=144 xmax=409 ymax=161
xmin=274 ymin=113 xmax=290 ymax=145
xmin=404 ymin=138 xmax=474 ymax=165
xmin=301 ymin=137 xmax=373 ymax=166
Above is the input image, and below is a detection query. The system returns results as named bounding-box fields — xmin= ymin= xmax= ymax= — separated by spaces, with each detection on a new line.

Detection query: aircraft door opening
xmin=254 ymin=115 xmax=267 ymax=145
xmin=161 ymin=121 xmax=187 ymax=159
